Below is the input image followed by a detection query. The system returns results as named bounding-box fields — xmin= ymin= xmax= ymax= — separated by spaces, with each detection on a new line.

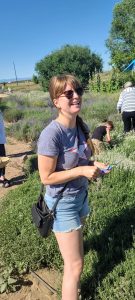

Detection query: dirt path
xmin=0 ymin=136 xmax=33 ymax=199
xmin=0 ymin=269 xmax=61 ymax=300
xmin=0 ymin=137 xmax=61 ymax=300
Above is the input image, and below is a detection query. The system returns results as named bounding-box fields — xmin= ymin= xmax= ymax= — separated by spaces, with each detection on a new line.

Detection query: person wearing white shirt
xmin=117 ymin=81 xmax=135 ymax=132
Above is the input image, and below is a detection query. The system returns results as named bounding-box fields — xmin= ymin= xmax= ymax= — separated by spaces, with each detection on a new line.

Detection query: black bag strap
xmin=39 ymin=182 xmax=68 ymax=212
xmin=40 ymin=183 xmax=44 ymax=194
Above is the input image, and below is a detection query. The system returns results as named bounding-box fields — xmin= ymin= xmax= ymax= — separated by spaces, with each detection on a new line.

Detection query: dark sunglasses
xmin=60 ymin=87 xmax=83 ymax=100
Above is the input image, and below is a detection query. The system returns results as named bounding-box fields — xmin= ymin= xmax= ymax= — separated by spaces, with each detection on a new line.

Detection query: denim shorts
xmin=44 ymin=190 xmax=90 ymax=233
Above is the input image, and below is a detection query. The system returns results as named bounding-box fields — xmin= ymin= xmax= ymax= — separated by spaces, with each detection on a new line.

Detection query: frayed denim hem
xmin=53 ymin=224 xmax=83 ymax=233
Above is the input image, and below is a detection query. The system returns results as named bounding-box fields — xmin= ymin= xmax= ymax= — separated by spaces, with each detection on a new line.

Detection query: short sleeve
xmin=37 ymin=124 xmax=60 ymax=157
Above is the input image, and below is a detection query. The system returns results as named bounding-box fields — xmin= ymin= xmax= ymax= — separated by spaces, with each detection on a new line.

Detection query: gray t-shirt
xmin=37 ymin=120 xmax=91 ymax=197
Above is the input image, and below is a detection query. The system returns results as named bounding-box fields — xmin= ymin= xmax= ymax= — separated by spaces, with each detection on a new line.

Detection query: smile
xmin=71 ymin=101 xmax=80 ymax=105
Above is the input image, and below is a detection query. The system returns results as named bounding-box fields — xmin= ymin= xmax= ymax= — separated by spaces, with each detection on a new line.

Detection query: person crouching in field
xmin=37 ymin=74 xmax=109 ymax=300
xmin=91 ymin=120 xmax=114 ymax=155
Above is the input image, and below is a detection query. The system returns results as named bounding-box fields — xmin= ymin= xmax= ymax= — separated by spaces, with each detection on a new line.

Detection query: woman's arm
xmin=106 ymin=127 xmax=111 ymax=142
xmin=117 ymin=92 xmax=123 ymax=112
xmin=38 ymin=154 xmax=100 ymax=185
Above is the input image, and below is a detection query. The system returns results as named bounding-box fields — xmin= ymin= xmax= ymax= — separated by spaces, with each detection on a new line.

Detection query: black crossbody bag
xmin=31 ymin=183 xmax=67 ymax=238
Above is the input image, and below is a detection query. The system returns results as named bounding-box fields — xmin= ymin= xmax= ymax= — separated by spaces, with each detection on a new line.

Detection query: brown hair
xmin=76 ymin=115 xmax=95 ymax=155
xmin=49 ymin=74 xmax=95 ymax=154
xmin=49 ymin=74 xmax=82 ymax=101
xmin=102 ymin=119 xmax=114 ymax=130
xmin=106 ymin=120 xmax=114 ymax=130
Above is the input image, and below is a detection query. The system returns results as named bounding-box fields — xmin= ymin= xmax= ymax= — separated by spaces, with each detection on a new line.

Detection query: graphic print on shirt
xmin=78 ymin=141 xmax=88 ymax=159
xmin=67 ymin=135 xmax=88 ymax=160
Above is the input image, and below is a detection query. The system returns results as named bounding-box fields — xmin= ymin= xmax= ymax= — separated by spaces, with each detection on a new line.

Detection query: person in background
xmin=37 ymin=74 xmax=110 ymax=300
xmin=117 ymin=81 xmax=135 ymax=133
xmin=91 ymin=120 xmax=114 ymax=155
xmin=0 ymin=110 xmax=10 ymax=187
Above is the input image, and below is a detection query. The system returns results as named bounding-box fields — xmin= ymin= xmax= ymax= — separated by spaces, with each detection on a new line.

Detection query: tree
xmin=32 ymin=75 xmax=39 ymax=84
xmin=106 ymin=0 xmax=135 ymax=70
xmin=35 ymin=45 xmax=103 ymax=91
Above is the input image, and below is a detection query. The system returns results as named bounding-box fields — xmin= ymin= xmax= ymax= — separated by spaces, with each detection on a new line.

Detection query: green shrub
xmin=24 ymin=155 xmax=38 ymax=176
xmin=90 ymin=71 xmax=135 ymax=93
xmin=81 ymin=95 xmax=117 ymax=132
xmin=8 ymin=118 xmax=48 ymax=142
xmin=96 ymin=247 xmax=135 ymax=300
xmin=4 ymin=109 xmax=24 ymax=122
xmin=115 ymin=133 xmax=135 ymax=159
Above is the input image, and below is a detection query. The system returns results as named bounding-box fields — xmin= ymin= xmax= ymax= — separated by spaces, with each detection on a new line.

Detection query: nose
xmin=73 ymin=90 xmax=79 ymax=98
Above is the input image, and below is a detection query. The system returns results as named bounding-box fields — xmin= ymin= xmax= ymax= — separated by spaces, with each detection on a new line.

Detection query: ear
xmin=53 ymin=98 xmax=61 ymax=108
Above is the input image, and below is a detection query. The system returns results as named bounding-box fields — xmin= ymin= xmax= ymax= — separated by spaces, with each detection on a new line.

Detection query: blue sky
xmin=0 ymin=0 xmax=120 ymax=80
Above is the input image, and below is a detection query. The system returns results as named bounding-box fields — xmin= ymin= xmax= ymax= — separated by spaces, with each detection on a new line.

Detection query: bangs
xmin=49 ymin=74 xmax=82 ymax=100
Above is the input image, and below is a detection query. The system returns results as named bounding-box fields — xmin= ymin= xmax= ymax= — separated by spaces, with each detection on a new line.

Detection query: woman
xmin=0 ymin=110 xmax=10 ymax=187
xmin=38 ymin=74 xmax=109 ymax=300
xmin=117 ymin=81 xmax=135 ymax=133
xmin=92 ymin=120 xmax=114 ymax=155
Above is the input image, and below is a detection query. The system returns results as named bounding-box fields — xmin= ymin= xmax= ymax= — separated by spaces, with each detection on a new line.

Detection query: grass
xmin=81 ymin=167 xmax=135 ymax=299
xmin=1 ymin=80 xmax=41 ymax=92
xmin=0 ymin=172 xmax=62 ymax=272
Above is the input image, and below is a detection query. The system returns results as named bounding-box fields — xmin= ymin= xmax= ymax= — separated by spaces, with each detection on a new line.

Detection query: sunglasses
xmin=60 ymin=87 xmax=83 ymax=100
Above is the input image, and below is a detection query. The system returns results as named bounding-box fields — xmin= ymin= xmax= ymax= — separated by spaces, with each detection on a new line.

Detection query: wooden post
xmin=13 ymin=61 xmax=18 ymax=85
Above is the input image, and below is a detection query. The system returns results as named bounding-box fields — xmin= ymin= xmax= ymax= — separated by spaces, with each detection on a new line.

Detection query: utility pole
xmin=13 ymin=61 xmax=18 ymax=85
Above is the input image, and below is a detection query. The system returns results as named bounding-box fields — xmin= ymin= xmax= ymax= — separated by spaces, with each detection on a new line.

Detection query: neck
xmin=56 ymin=114 xmax=77 ymax=128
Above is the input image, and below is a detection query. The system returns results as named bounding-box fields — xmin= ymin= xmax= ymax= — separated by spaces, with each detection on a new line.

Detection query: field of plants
xmin=0 ymin=84 xmax=135 ymax=299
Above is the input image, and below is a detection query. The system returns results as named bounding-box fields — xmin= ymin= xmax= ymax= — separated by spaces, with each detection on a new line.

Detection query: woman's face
xmin=54 ymin=83 xmax=83 ymax=116
xmin=107 ymin=125 xmax=112 ymax=131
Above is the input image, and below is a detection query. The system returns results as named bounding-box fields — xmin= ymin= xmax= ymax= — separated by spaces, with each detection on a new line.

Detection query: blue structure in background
xmin=124 ymin=59 xmax=135 ymax=71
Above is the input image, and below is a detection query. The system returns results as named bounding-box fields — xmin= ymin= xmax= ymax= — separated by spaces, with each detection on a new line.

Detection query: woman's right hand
xmin=82 ymin=166 xmax=100 ymax=180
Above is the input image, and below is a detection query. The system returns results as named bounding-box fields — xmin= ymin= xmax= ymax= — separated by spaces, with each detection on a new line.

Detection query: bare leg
xmin=55 ymin=228 xmax=84 ymax=300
